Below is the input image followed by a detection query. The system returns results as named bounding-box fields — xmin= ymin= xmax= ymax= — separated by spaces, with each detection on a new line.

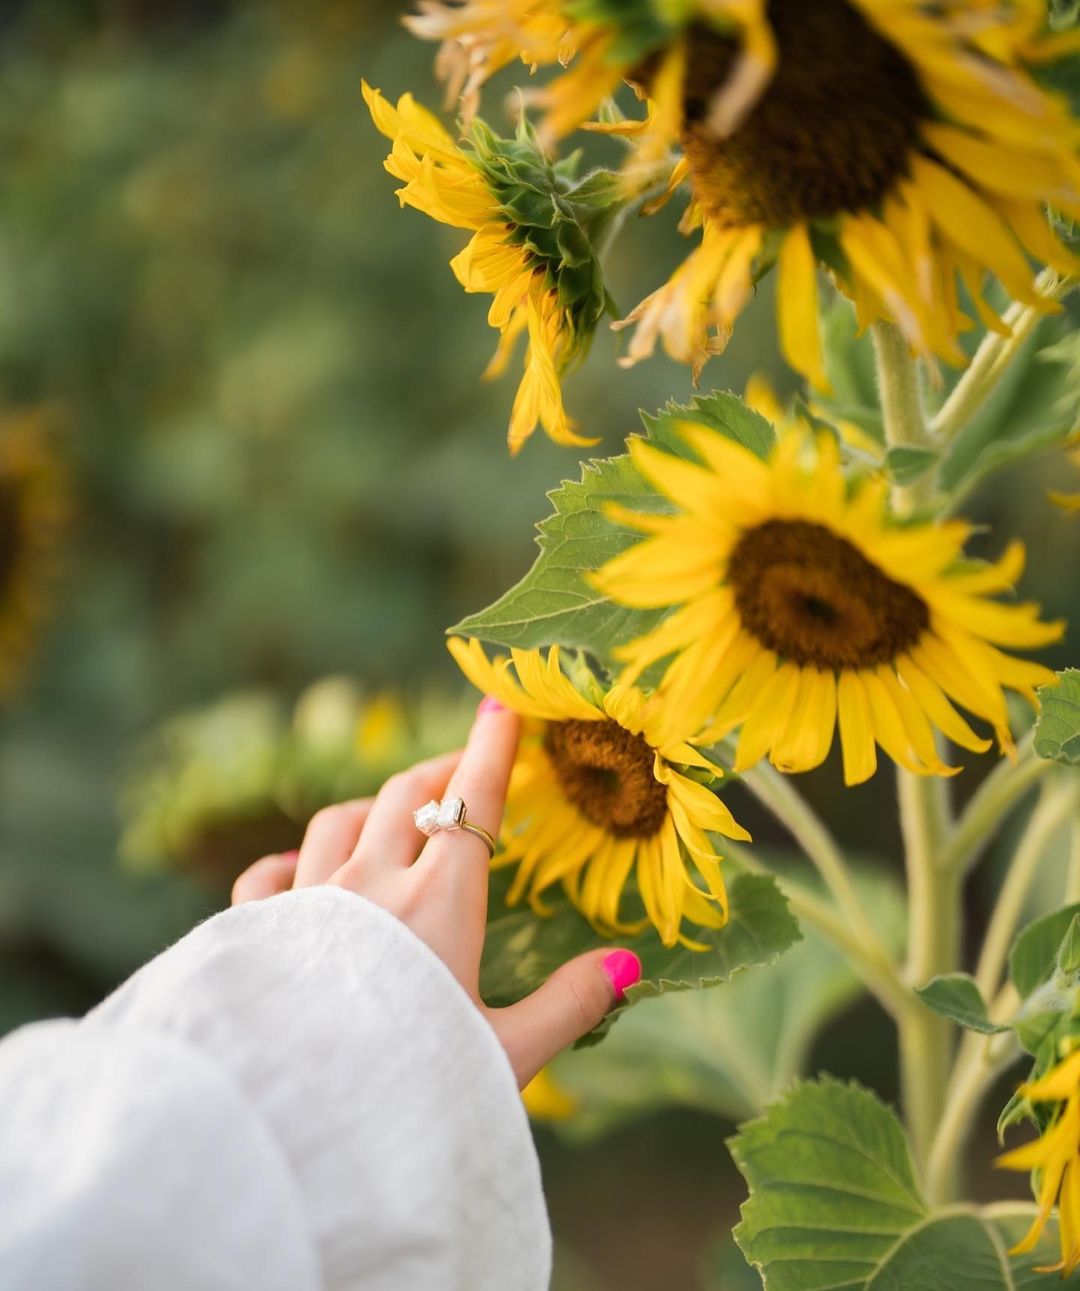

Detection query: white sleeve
xmin=0 ymin=887 xmax=551 ymax=1291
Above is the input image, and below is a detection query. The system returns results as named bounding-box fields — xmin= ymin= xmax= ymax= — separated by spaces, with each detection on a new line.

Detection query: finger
xmin=348 ymin=750 xmax=462 ymax=873
xmin=293 ymin=799 xmax=373 ymax=887
xmin=418 ymin=699 xmax=519 ymax=879
xmin=490 ymin=948 xmax=642 ymax=1088
xmin=231 ymin=852 xmax=300 ymax=905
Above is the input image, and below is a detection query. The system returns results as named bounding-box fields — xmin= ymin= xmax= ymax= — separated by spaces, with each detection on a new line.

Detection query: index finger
xmin=417 ymin=697 xmax=519 ymax=880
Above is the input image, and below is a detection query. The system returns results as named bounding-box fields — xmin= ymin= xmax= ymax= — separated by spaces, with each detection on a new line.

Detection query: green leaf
xmin=884 ymin=444 xmax=938 ymax=486
xmin=545 ymin=863 xmax=905 ymax=1134
xmin=451 ymin=390 xmax=771 ymax=658
xmin=731 ymin=1078 xmax=926 ymax=1289
xmin=916 ymin=973 xmax=1007 ymax=1034
xmin=641 ymin=390 xmax=776 ymax=462
xmin=1034 ymin=669 xmax=1080 ymax=764
xmin=730 ymin=1080 xmax=1080 ymax=1288
xmin=449 ymin=449 xmax=666 ymax=653
xmin=479 ymin=869 xmax=801 ymax=1040
xmin=1009 ymin=903 xmax=1080 ymax=997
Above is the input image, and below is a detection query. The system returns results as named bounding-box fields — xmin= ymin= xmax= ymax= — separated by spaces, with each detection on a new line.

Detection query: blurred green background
xmin=1 ymin=3 xmax=1078 ymax=1287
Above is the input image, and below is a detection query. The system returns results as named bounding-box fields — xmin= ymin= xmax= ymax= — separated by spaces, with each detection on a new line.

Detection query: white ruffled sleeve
xmin=0 ymin=887 xmax=551 ymax=1291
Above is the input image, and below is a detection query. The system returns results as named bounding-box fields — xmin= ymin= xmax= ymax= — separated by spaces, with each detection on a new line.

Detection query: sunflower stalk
xmin=974 ymin=778 xmax=1080 ymax=1001
xmin=739 ymin=763 xmax=896 ymax=985
xmin=931 ymin=269 xmax=1073 ymax=447
xmin=872 ymin=320 xmax=966 ymax=1180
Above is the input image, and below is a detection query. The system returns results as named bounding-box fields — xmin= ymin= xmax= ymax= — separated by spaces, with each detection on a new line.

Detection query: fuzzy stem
xmin=740 ymin=764 xmax=893 ymax=972
xmin=931 ymin=270 xmax=1070 ymax=445
xmin=1066 ymin=817 xmax=1080 ymax=905
xmin=974 ymin=779 xmax=1080 ymax=1001
xmin=727 ymin=842 xmax=914 ymax=1020
xmin=925 ymin=992 xmax=1021 ymax=1207
xmin=942 ymin=731 xmax=1050 ymax=876
xmin=871 ymin=320 xmax=934 ymax=512
xmin=872 ymin=321 xmax=960 ymax=1183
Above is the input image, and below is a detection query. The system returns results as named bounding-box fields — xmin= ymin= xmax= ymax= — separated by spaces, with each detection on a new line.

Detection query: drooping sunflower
xmin=997 ymin=1048 xmax=1080 ymax=1275
xmin=448 ymin=635 xmax=749 ymax=947
xmin=406 ymin=1 xmax=775 ymax=151
xmin=364 ymin=81 xmax=613 ymax=454
xmin=612 ymin=0 xmax=1080 ymax=388
xmin=591 ymin=423 xmax=1063 ymax=785
xmin=0 ymin=409 xmax=69 ymax=701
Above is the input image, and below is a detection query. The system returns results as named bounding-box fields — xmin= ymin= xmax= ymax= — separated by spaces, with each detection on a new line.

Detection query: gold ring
xmin=413 ymin=795 xmax=497 ymax=858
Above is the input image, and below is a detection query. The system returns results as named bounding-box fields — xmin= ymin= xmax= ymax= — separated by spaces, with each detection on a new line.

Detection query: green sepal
xmin=885 ymin=444 xmax=939 ymax=486
xmin=479 ymin=867 xmax=802 ymax=1044
xmin=1034 ymin=669 xmax=1080 ymax=764
xmin=1010 ymin=903 xmax=1080 ymax=997
xmin=916 ymin=972 xmax=1008 ymax=1034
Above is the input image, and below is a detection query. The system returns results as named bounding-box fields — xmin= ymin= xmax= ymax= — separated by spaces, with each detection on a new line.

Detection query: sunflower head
xmin=365 ymin=82 xmax=621 ymax=452
xmin=448 ymin=635 xmax=749 ymax=947
xmin=0 ymin=408 xmax=69 ymax=701
xmin=616 ymin=0 xmax=1080 ymax=388
xmin=591 ymin=417 xmax=1064 ymax=785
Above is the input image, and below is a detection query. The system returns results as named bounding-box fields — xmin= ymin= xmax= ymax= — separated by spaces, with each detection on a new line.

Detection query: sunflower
xmin=448 ymin=635 xmax=749 ymax=947
xmin=590 ymin=422 xmax=1063 ymax=786
xmin=406 ymin=0 xmax=775 ymax=154
xmin=997 ymin=1048 xmax=1080 ymax=1275
xmin=613 ymin=0 xmax=1080 ymax=389
xmin=364 ymin=81 xmax=609 ymax=455
xmin=0 ymin=409 xmax=69 ymax=701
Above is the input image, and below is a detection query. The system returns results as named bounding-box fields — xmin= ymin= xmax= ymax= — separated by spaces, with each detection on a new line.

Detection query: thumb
xmin=489 ymin=948 xmax=642 ymax=1088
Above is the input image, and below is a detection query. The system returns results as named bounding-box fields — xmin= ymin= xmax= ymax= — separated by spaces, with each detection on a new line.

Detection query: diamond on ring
xmin=436 ymin=796 xmax=466 ymax=830
xmin=413 ymin=799 xmax=441 ymax=836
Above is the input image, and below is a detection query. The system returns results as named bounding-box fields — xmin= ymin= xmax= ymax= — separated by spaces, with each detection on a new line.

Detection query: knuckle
xmin=563 ymin=974 xmax=599 ymax=1032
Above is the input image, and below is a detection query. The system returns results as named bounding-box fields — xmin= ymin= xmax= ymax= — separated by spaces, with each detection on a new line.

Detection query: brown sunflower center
xmin=543 ymin=718 xmax=668 ymax=839
xmin=680 ymin=0 xmax=929 ymax=227
xmin=729 ymin=519 xmax=929 ymax=669
xmin=0 ymin=481 xmax=19 ymax=594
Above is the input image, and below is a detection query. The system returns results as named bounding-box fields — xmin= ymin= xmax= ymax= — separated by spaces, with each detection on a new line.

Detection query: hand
xmin=230 ymin=697 xmax=641 ymax=1088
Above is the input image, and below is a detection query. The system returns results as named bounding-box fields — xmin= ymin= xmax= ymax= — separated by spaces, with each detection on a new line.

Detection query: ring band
xmin=414 ymin=795 xmax=496 ymax=859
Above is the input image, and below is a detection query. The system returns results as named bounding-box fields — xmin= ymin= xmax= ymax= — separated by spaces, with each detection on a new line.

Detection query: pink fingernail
xmin=478 ymin=695 xmax=506 ymax=716
xmin=281 ymin=850 xmax=300 ymax=864
xmin=601 ymin=950 xmax=642 ymax=1002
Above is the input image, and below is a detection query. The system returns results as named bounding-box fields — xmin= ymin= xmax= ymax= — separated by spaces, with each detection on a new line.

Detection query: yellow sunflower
xmin=448 ymin=635 xmax=749 ymax=947
xmin=364 ymin=82 xmax=600 ymax=455
xmin=997 ymin=1048 xmax=1080 ymax=1276
xmin=613 ymin=0 xmax=1080 ymax=389
xmin=406 ymin=0 xmax=775 ymax=154
xmin=590 ymin=423 xmax=1063 ymax=786
xmin=0 ymin=408 xmax=69 ymax=701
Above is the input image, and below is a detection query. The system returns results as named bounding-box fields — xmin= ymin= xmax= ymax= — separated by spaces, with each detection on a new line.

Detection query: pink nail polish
xmin=600 ymin=949 xmax=642 ymax=1002
xmin=281 ymin=850 xmax=300 ymax=864
xmin=478 ymin=695 xmax=507 ymax=716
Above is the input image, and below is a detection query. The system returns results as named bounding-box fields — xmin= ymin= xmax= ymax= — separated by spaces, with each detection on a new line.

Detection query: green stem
xmin=727 ymin=842 xmax=913 ymax=1020
xmin=974 ymin=779 xmax=1080 ymax=1000
xmin=942 ymin=730 xmax=1050 ymax=876
xmin=1066 ymin=816 xmax=1080 ymax=905
xmin=740 ymin=763 xmax=892 ymax=970
xmin=872 ymin=322 xmax=961 ymax=1183
xmin=925 ymin=986 xmax=1020 ymax=1205
xmin=871 ymin=320 xmax=935 ymax=512
xmin=931 ymin=270 xmax=1070 ymax=445
xmin=897 ymin=769 xmax=960 ymax=1187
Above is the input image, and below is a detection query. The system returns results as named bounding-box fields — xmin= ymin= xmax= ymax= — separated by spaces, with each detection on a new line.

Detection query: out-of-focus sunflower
xmin=609 ymin=0 xmax=1080 ymax=389
xmin=449 ymin=636 xmax=749 ymax=948
xmin=997 ymin=1048 xmax=1080 ymax=1276
xmin=0 ymin=408 xmax=69 ymax=701
xmin=591 ymin=422 xmax=1063 ymax=785
xmin=364 ymin=81 xmax=618 ymax=454
xmin=406 ymin=0 xmax=774 ymax=150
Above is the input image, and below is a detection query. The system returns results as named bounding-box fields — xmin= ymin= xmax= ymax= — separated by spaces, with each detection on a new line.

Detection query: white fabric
xmin=0 ymin=887 xmax=551 ymax=1291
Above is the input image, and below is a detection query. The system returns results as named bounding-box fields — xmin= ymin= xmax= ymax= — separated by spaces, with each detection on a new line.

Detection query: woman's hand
xmin=230 ymin=697 xmax=641 ymax=1088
